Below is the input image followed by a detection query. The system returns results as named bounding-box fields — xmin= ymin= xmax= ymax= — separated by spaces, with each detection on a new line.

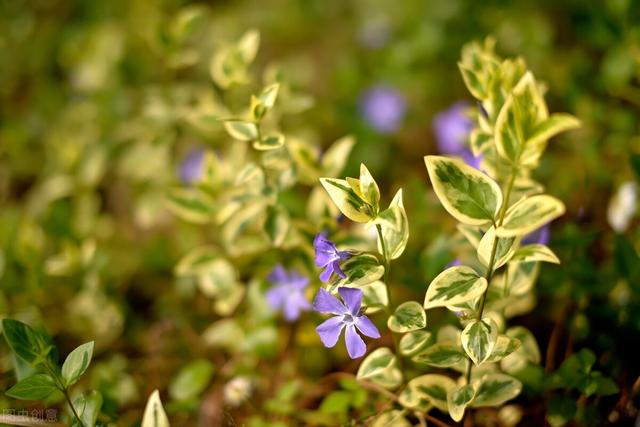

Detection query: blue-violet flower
xmin=433 ymin=102 xmax=482 ymax=169
xmin=359 ymin=85 xmax=406 ymax=134
xmin=266 ymin=265 xmax=311 ymax=321
xmin=314 ymin=233 xmax=352 ymax=283
xmin=313 ymin=287 xmax=380 ymax=359
xmin=179 ymin=148 xmax=205 ymax=184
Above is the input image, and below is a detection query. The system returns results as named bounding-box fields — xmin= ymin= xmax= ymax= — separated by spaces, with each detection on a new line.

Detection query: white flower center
xmin=343 ymin=314 xmax=355 ymax=325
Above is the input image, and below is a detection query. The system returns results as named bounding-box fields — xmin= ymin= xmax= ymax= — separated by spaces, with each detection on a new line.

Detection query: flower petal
xmin=344 ymin=325 xmax=366 ymax=358
xmin=313 ymin=288 xmax=347 ymax=315
xmin=354 ymin=315 xmax=380 ymax=339
xmin=319 ymin=265 xmax=334 ymax=283
xmin=265 ymin=286 xmax=285 ymax=310
xmin=267 ymin=264 xmax=288 ymax=284
xmin=332 ymin=260 xmax=347 ymax=279
xmin=283 ymin=293 xmax=310 ymax=322
xmin=314 ymin=233 xmax=337 ymax=267
xmin=338 ymin=287 xmax=362 ymax=315
xmin=316 ymin=316 xmax=344 ymax=348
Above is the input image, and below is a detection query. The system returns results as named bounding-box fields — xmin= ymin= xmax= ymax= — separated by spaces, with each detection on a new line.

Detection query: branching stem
xmin=465 ymin=170 xmax=517 ymax=385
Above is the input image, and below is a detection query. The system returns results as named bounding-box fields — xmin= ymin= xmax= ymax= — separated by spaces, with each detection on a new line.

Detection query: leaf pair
xmin=3 ymin=319 xmax=93 ymax=400
xmin=321 ymin=164 xmax=409 ymax=260
xmin=425 ymin=155 xmax=565 ymax=236
xmin=447 ymin=373 xmax=522 ymax=421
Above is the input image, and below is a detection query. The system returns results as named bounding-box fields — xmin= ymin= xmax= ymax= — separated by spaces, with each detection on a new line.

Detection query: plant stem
xmin=375 ymin=224 xmax=392 ymax=309
xmin=63 ymin=388 xmax=85 ymax=427
xmin=43 ymin=362 xmax=85 ymax=427
xmin=465 ymin=170 xmax=517 ymax=384
xmin=375 ymin=223 xmax=402 ymax=370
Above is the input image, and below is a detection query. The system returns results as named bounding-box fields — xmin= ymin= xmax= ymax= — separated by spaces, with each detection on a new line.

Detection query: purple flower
xmin=446 ymin=258 xmax=462 ymax=268
xmin=314 ymin=233 xmax=352 ymax=283
xmin=179 ymin=148 xmax=205 ymax=184
xmin=313 ymin=287 xmax=380 ymax=359
xmin=433 ymin=102 xmax=482 ymax=169
xmin=522 ymin=223 xmax=551 ymax=246
xmin=266 ymin=265 xmax=311 ymax=322
xmin=359 ymin=86 xmax=406 ymax=134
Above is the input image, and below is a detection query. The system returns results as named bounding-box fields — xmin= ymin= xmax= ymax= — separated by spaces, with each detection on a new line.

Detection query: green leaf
xmin=319 ymin=390 xmax=351 ymax=414
xmin=223 ymin=120 xmax=259 ymax=141
xmin=2 ymin=319 xmax=52 ymax=367
xmin=387 ymin=302 xmax=426 ymax=333
xmin=594 ymin=376 xmax=619 ymax=397
xmin=319 ymin=178 xmax=372 ymax=223
xmin=258 ymin=83 xmax=279 ymax=110
xmin=61 ymin=341 xmax=94 ymax=387
xmin=253 ymin=133 xmax=285 ymax=151
xmin=412 ymin=342 xmax=466 ymax=368
xmin=494 ymin=72 xmax=548 ymax=165
xmin=477 ymin=226 xmax=518 ymax=269
xmin=523 ymin=114 xmax=580 ymax=164
xmin=399 ymin=374 xmax=456 ymax=412
xmin=486 ymin=335 xmax=521 ymax=363
xmin=458 ymin=65 xmax=486 ymax=99
xmin=498 ymin=195 xmax=565 ymax=237
xmin=447 ymin=384 xmax=476 ymax=422
xmin=345 ymin=281 xmax=389 ymax=314
xmin=74 ymin=390 xmax=103 ymax=427
xmin=399 ymin=331 xmax=434 ymax=357
xmin=265 ymin=205 xmax=290 ymax=247
xmin=506 ymin=262 xmax=540 ymax=296
xmin=174 ymin=246 xmax=220 ymax=276
xmin=501 ymin=327 xmax=540 ymax=374
xmin=375 ymin=189 xmax=409 ymax=260
xmin=321 ymin=136 xmax=355 ymax=177
xmin=169 ymin=359 xmax=215 ymax=401
xmin=471 ymin=373 xmax=522 ymax=407
xmin=424 ymin=266 xmax=487 ymax=309
xmin=166 ymin=187 xmax=215 ymax=224
xmin=356 ymin=347 xmax=402 ymax=389
xmin=457 ymin=224 xmax=483 ymax=248
xmin=358 ymin=164 xmax=380 ymax=208
xmin=141 ymin=390 xmax=170 ymax=427
xmin=425 ymin=155 xmax=503 ymax=225
xmin=237 ymin=29 xmax=260 ymax=63
xmin=511 ymin=244 xmax=560 ymax=264
xmin=462 ymin=318 xmax=498 ymax=366
xmin=331 ymin=254 xmax=384 ymax=288
xmin=6 ymin=373 xmax=58 ymax=400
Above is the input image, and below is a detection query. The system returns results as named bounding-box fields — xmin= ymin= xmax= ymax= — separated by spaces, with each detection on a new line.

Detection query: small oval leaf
xmin=424 ymin=266 xmax=487 ymax=309
xmin=498 ymin=195 xmax=565 ymax=237
xmin=461 ymin=318 xmax=498 ymax=366
xmin=424 ymin=155 xmax=503 ymax=226
xmin=387 ymin=302 xmax=426 ymax=333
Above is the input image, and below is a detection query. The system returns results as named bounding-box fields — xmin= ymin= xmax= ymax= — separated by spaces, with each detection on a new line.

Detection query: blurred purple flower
xmin=359 ymin=86 xmax=406 ymax=134
xmin=266 ymin=265 xmax=311 ymax=322
xmin=314 ymin=233 xmax=352 ymax=283
xmin=179 ymin=148 xmax=205 ymax=184
xmin=433 ymin=102 xmax=482 ymax=169
xmin=522 ymin=223 xmax=551 ymax=246
xmin=313 ymin=287 xmax=380 ymax=359
xmin=446 ymin=259 xmax=462 ymax=268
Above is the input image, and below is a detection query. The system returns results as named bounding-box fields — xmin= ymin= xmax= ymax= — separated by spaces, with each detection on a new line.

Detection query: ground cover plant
xmin=1 ymin=1 xmax=639 ymax=426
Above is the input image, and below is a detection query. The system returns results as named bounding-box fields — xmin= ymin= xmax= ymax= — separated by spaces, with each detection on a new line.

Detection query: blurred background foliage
xmin=1 ymin=0 xmax=639 ymax=425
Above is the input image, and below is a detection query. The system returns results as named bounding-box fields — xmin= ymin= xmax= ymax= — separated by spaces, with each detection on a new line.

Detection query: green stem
xmin=63 ymin=388 xmax=84 ymax=427
xmin=375 ymin=223 xmax=402 ymax=371
xmin=465 ymin=170 xmax=517 ymax=384
xmin=43 ymin=362 xmax=85 ymax=427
